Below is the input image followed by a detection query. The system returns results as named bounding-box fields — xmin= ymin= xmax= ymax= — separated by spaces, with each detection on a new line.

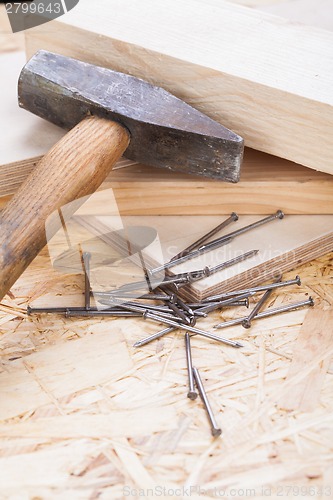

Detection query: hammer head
xmin=18 ymin=50 xmax=243 ymax=182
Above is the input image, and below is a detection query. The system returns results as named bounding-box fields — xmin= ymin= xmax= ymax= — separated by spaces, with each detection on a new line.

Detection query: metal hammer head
xmin=18 ymin=50 xmax=243 ymax=182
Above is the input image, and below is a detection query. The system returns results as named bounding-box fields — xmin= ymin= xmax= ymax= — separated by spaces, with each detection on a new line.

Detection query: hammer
xmin=0 ymin=50 xmax=243 ymax=301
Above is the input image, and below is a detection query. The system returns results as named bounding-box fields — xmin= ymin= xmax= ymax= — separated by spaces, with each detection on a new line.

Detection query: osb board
xmin=0 ymin=243 xmax=332 ymax=497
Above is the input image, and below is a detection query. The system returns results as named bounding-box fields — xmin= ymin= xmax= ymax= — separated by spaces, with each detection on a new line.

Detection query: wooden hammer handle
xmin=0 ymin=116 xmax=130 ymax=301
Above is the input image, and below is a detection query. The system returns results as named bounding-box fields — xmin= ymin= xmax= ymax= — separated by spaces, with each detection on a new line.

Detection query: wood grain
xmin=25 ymin=0 xmax=333 ymax=175
xmin=62 ymin=213 xmax=333 ymax=302
xmin=278 ymin=309 xmax=333 ymax=411
xmin=1 ymin=149 xmax=333 ymax=215
xmin=0 ymin=117 xmax=130 ymax=301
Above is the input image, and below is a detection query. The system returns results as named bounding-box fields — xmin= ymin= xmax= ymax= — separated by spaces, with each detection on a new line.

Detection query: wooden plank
xmin=25 ymin=0 xmax=333 ymax=175
xmin=162 ymin=214 xmax=333 ymax=300
xmin=41 ymin=212 xmax=333 ymax=301
xmin=278 ymin=309 xmax=333 ymax=411
xmin=1 ymin=149 xmax=333 ymax=214
xmin=1 ymin=47 xmax=332 ymax=217
xmin=0 ymin=51 xmax=64 ymax=167
xmin=261 ymin=0 xmax=333 ymax=31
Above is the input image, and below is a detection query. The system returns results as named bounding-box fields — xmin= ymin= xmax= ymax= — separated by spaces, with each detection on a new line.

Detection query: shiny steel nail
xmin=171 ymin=212 xmax=238 ymax=261
xmin=185 ymin=333 xmax=197 ymax=400
xmin=203 ymin=275 xmax=301 ymax=303
xmin=144 ymin=311 xmax=243 ymax=348
xmin=214 ymin=296 xmax=314 ymax=329
xmin=195 ymin=292 xmax=254 ymax=314
xmin=193 ymin=367 xmax=222 ymax=437
xmin=241 ymin=275 xmax=281 ymax=328
xmin=83 ymin=252 xmax=91 ymax=310
xmin=151 ymin=211 xmax=283 ymax=274
xmin=133 ymin=326 xmax=175 ymax=347
xmin=65 ymin=309 xmax=142 ymax=318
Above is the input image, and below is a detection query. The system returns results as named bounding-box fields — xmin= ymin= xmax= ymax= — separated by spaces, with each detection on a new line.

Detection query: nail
xmin=192 ymin=367 xmax=222 ymax=437
xmin=65 ymin=309 xmax=142 ymax=318
xmin=92 ymin=292 xmax=173 ymax=301
xmin=214 ymin=297 xmax=314 ymax=329
xmin=104 ymin=299 xmax=183 ymax=321
xmin=203 ymin=275 xmax=301 ymax=303
xmin=150 ymin=236 xmax=233 ymax=274
xmin=27 ymin=305 xmax=119 ymax=315
xmin=188 ymin=299 xmax=249 ymax=309
xmin=133 ymin=326 xmax=175 ymax=347
xmin=138 ymin=249 xmax=153 ymax=293
xmin=195 ymin=292 xmax=254 ymax=314
xmin=144 ymin=311 xmax=243 ymax=348
xmin=241 ymin=275 xmax=281 ymax=328
xmin=167 ymin=249 xmax=259 ymax=285
xmin=82 ymin=252 xmax=91 ymax=311
xmin=173 ymin=295 xmax=195 ymax=317
xmin=98 ymin=299 xmax=171 ymax=313
xmin=171 ymin=212 xmax=238 ymax=261
xmin=151 ymin=211 xmax=283 ymax=274
xmin=167 ymin=300 xmax=191 ymax=324
xmin=95 ymin=274 xmax=187 ymax=295
xmin=185 ymin=333 xmax=197 ymax=400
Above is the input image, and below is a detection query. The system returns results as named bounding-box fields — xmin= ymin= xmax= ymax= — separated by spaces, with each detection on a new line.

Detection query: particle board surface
xmin=0 ymin=247 xmax=332 ymax=497
xmin=278 ymin=309 xmax=333 ymax=411
xmin=24 ymin=0 xmax=333 ymax=175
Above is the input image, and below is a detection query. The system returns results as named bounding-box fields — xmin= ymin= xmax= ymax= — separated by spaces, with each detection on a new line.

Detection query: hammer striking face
xmin=18 ymin=50 xmax=243 ymax=182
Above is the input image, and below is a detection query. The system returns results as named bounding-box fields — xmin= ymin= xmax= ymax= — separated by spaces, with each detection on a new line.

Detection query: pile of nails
xmin=28 ymin=211 xmax=314 ymax=437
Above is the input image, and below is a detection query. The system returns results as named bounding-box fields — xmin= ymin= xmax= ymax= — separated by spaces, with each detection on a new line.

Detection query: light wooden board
xmin=278 ymin=309 xmax=333 ymax=411
xmin=0 ymin=51 xmax=64 ymax=166
xmin=260 ymin=0 xmax=333 ymax=31
xmin=2 ymin=149 xmax=333 ymax=214
xmin=83 ymin=214 xmax=333 ymax=301
xmin=167 ymin=215 xmax=333 ymax=300
xmin=24 ymin=0 xmax=333 ymax=175
xmin=20 ymin=213 xmax=333 ymax=302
